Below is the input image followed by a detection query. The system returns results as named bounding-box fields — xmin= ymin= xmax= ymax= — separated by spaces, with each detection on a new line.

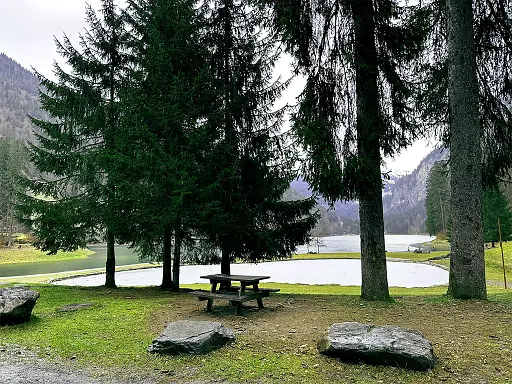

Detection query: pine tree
xmin=0 ymin=138 xmax=28 ymax=246
xmin=122 ymin=0 xmax=212 ymax=290
xmin=264 ymin=0 xmax=429 ymax=300
xmin=425 ymin=161 xmax=450 ymax=237
xmin=17 ymin=0 xmax=130 ymax=288
xmin=483 ymin=187 xmax=512 ymax=246
xmin=415 ymin=0 xmax=512 ymax=299
xmin=197 ymin=0 xmax=317 ymax=275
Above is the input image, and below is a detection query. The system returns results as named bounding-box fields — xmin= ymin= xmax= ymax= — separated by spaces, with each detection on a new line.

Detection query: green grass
xmin=0 ymin=246 xmax=93 ymax=265
xmin=0 ymin=284 xmax=511 ymax=384
xmin=0 ymin=263 xmax=159 ymax=285
xmin=484 ymin=242 xmax=512 ymax=283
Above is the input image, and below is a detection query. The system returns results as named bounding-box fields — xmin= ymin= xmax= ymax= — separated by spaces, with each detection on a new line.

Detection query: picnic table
xmin=189 ymin=274 xmax=279 ymax=315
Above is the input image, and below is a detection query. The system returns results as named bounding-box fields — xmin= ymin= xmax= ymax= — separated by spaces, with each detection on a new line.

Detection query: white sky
xmin=0 ymin=0 xmax=435 ymax=174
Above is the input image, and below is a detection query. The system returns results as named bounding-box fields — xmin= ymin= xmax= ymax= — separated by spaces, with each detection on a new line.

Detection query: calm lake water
xmin=1 ymin=234 xmax=433 ymax=278
xmin=55 ymin=259 xmax=449 ymax=288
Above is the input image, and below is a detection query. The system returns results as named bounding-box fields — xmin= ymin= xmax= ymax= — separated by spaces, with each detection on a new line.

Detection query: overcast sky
xmin=0 ymin=0 xmax=435 ymax=174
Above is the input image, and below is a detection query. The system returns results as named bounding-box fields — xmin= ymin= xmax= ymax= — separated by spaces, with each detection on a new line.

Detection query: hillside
xmin=0 ymin=53 xmax=43 ymax=140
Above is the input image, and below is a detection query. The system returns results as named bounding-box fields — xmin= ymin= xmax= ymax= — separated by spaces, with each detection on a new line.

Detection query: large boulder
xmin=318 ymin=322 xmax=435 ymax=371
xmin=148 ymin=320 xmax=235 ymax=355
xmin=0 ymin=287 xmax=40 ymax=325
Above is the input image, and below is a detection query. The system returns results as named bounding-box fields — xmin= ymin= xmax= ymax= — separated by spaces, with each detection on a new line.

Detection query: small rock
xmin=148 ymin=320 xmax=235 ymax=355
xmin=56 ymin=303 xmax=94 ymax=312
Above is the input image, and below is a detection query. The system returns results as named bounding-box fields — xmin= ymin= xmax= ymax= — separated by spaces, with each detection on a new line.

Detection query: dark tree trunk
xmin=105 ymin=229 xmax=116 ymax=288
xmin=219 ymin=0 xmax=234 ymax=282
xmin=352 ymin=0 xmax=390 ymax=301
xmin=161 ymin=227 xmax=175 ymax=290
xmin=446 ymin=0 xmax=486 ymax=299
xmin=172 ymin=223 xmax=181 ymax=291
xmin=221 ymin=246 xmax=231 ymax=275
xmin=104 ymin=33 xmax=118 ymax=291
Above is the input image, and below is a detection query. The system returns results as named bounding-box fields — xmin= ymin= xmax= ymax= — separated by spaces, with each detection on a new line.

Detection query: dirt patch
xmin=151 ymin=292 xmax=512 ymax=383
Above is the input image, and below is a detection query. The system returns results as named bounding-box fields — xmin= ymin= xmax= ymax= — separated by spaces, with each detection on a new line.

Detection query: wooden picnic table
xmin=189 ymin=273 xmax=279 ymax=315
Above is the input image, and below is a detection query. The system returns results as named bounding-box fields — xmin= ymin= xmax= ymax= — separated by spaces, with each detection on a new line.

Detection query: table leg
xmin=253 ymin=283 xmax=264 ymax=309
xmin=239 ymin=282 xmax=247 ymax=297
xmin=207 ymin=281 xmax=217 ymax=312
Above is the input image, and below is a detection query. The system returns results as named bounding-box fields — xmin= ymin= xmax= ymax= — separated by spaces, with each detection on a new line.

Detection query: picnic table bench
xmin=189 ymin=274 xmax=280 ymax=315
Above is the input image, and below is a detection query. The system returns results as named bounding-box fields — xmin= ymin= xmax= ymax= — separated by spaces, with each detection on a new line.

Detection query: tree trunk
xmin=6 ymin=211 xmax=13 ymax=248
xmin=352 ymin=0 xmax=390 ymax=301
xmin=221 ymin=246 xmax=231 ymax=275
xmin=105 ymin=229 xmax=116 ymax=288
xmin=161 ymin=227 xmax=175 ymax=290
xmin=220 ymin=0 xmax=233 ymax=281
xmin=172 ymin=223 xmax=181 ymax=291
xmin=446 ymin=0 xmax=486 ymax=299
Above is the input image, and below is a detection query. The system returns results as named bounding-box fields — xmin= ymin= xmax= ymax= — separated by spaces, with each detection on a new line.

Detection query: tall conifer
xmin=197 ymin=0 xmax=317 ymax=275
xmin=122 ymin=0 xmax=211 ymax=290
xmin=17 ymin=0 xmax=130 ymax=288
xmin=417 ymin=0 xmax=512 ymax=298
xmin=264 ymin=0 xmax=429 ymax=300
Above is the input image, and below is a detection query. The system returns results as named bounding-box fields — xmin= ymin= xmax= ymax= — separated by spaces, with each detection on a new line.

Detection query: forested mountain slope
xmin=0 ymin=53 xmax=43 ymax=140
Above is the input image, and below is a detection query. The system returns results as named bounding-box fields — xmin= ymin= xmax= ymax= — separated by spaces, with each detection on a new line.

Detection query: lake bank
xmin=0 ymin=234 xmax=433 ymax=278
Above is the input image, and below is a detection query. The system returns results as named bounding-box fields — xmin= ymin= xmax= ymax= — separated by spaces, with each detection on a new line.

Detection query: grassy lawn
xmin=0 ymin=284 xmax=511 ymax=383
xmin=0 ymin=246 xmax=93 ymax=265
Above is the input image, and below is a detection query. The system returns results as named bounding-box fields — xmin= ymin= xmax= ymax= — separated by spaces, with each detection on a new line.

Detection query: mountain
xmin=0 ymin=53 xmax=43 ymax=141
xmin=383 ymin=148 xmax=448 ymax=233
xmin=287 ymin=148 xmax=449 ymax=235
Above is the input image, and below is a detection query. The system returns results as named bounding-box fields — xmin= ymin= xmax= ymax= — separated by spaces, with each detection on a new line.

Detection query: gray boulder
xmin=0 ymin=288 xmax=40 ymax=325
xmin=318 ymin=322 xmax=435 ymax=371
xmin=148 ymin=320 xmax=235 ymax=355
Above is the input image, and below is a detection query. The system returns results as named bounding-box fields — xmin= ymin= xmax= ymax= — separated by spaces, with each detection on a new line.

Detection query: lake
xmin=1 ymin=234 xmax=433 ymax=278
xmin=54 ymin=259 xmax=449 ymax=288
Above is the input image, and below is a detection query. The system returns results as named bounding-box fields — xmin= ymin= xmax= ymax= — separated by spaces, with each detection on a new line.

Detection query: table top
xmin=200 ymin=274 xmax=270 ymax=283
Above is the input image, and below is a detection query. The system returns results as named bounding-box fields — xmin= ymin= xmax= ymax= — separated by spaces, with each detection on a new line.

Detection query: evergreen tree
xmin=446 ymin=0 xmax=486 ymax=299
xmin=425 ymin=161 xmax=450 ymax=237
xmin=264 ymin=0 xmax=429 ymax=300
xmin=483 ymin=187 xmax=512 ymax=246
xmin=415 ymin=0 xmax=512 ymax=298
xmin=197 ymin=0 xmax=317 ymax=275
xmin=17 ymin=0 xmax=130 ymax=288
xmin=122 ymin=0 xmax=212 ymax=290
xmin=0 ymin=138 xmax=28 ymax=246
